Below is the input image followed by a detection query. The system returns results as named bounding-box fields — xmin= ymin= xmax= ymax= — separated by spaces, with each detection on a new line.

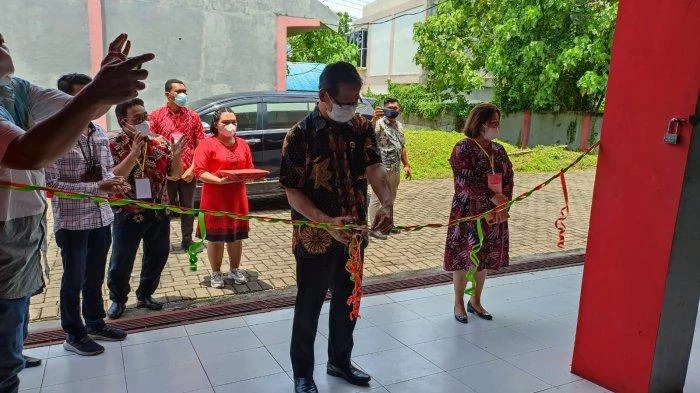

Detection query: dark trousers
xmin=0 ymin=296 xmax=29 ymax=393
xmin=290 ymin=247 xmax=357 ymax=378
xmin=55 ymin=226 xmax=111 ymax=340
xmin=167 ymin=179 xmax=196 ymax=244
xmin=107 ymin=211 xmax=170 ymax=304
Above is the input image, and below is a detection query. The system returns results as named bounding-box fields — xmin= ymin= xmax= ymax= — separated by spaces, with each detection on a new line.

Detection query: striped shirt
xmin=45 ymin=123 xmax=115 ymax=232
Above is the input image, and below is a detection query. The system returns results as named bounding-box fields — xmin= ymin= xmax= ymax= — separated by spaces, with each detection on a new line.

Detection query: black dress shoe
xmin=294 ymin=377 xmax=318 ymax=393
xmin=107 ymin=302 xmax=126 ymax=319
xmin=137 ymin=296 xmax=163 ymax=311
xmin=23 ymin=355 xmax=42 ymax=368
xmin=327 ymin=363 xmax=371 ymax=386
xmin=467 ymin=300 xmax=493 ymax=320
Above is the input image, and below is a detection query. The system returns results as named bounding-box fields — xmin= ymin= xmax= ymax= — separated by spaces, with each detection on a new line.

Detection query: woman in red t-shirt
xmin=194 ymin=108 xmax=253 ymax=289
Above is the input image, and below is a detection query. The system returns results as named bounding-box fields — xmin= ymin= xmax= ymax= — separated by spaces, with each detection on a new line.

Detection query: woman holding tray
xmin=194 ymin=108 xmax=254 ymax=289
xmin=444 ymin=103 xmax=514 ymax=323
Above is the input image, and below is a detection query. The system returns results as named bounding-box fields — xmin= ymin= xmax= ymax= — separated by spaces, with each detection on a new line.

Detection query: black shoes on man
xmin=107 ymin=296 xmax=163 ymax=320
xmin=295 ymin=363 xmax=371 ymax=392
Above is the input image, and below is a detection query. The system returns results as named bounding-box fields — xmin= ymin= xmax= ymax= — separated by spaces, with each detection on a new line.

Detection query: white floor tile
xmin=426 ymin=313 xmax=508 ymax=337
xmin=359 ymin=303 xmax=421 ymax=326
xmin=185 ymin=317 xmax=247 ymax=336
xmin=17 ymin=362 xmax=45 ymax=390
xmin=190 ymin=326 xmax=262 ymax=357
xmin=201 ymin=346 xmax=283 ymax=386
xmin=449 ymin=359 xmax=551 ymax=393
xmin=410 ymin=336 xmax=496 ymax=371
xmin=121 ymin=326 xmax=188 ymax=346
xmin=361 ymin=294 xmax=395 ymax=307
xmin=351 ymin=326 xmax=406 ymax=357
xmin=266 ymin=334 xmax=328 ymax=372
xmin=379 ymin=317 xmax=459 ymax=346
xmin=386 ymin=288 xmax=435 ymax=302
xmin=244 ymin=308 xmax=295 ymax=326
xmin=39 ymin=373 xmax=126 ymax=393
xmin=122 ymin=337 xmax=198 ymax=371
xmin=22 ymin=345 xmax=49 ymax=360
xmin=287 ymin=366 xmax=384 ymax=393
xmin=539 ymin=379 xmax=611 ymax=392
xmin=462 ymin=327 xmax=547 ymax=358
xmin=425 ymin=284 xmax=454 ymax=296
xmin=125 ymin=360 xmax=211 ymax=393
xmin=516 ymin=292 xmax=581 ymax=318
xmin=249 ymin=319 xmax=294 ymax=346
xmin=508 ymin=320 xmax=576 ymax=348
xmin=353 ymin=347 xmax=442 ymax=386
xmin=385 ymin=372 xmax=476 ymax=393
xmin=505 ymin=346 xmax=580 ymax=385
xmin=214 ymin=372 xmax=292 ymax=393
xmin=398 ymin=295 xmax=454 ymax=318
xmin=550 ymin=313 xmax=579 ymax=328
xmin=43 ymin=350 xmax=123 ymax=387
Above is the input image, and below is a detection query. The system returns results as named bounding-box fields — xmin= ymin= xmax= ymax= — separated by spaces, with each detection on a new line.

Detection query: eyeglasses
xmin=329 ymin=95 xmax=361 ymax=109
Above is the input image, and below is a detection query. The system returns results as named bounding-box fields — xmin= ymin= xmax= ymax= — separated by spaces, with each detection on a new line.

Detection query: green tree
xmin=413 ymin=0 xmax=618 ymax=113
xmin=288 ymin=12 xmax=359 ymax=66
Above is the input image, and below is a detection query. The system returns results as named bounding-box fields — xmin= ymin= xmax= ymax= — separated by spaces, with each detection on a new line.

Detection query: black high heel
xmin=454 ymin=307 xmax=469 ymax=324
xmin=467 ymin=300 xmax=493 ymax=321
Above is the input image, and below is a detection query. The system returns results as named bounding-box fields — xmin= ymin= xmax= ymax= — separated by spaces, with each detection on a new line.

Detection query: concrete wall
xmin=1 ymin=0 xmax=336 ymax=127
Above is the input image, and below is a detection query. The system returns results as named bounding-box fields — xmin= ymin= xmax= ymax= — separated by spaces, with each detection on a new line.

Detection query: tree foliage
xmin=413 ymin=0 xmax=618 ymax=113
xmin=287 ymin=12 xmax=359 ymax=66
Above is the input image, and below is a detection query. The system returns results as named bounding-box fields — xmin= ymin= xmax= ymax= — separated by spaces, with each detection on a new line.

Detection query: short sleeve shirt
xmin=375 ymin=118 xmax=405 ymax=173
xmin=279 ymin=107 xmax=382 ymax=257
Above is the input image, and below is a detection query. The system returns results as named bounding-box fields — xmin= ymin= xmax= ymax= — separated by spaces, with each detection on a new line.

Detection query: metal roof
xmin=286 ymin=62 xmax=326 ymax=92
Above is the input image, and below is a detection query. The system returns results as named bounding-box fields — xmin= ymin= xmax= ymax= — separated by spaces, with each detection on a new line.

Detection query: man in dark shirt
xmin=279 ymin=62 xmax=394 ymax=393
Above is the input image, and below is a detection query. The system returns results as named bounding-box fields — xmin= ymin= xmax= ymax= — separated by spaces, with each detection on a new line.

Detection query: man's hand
xmin=128 ymin=132 xmax=146 ymax=158
xmin=404 ymin=165 xmax=412 ymax=180
xmin=182 ymin=168 xmax=195 ymax=183
xmin=81 ymin=35 xmax=154 ymax=106
xmin=371 ymin=205 xmax=394 ymax=235
xmin=97 ymin=177 xmax=130 ymax=194
xmin=171 ymin=136 xmax=187 ymax=157
xmin=327 ymin=215 xmax=354 ymax=245
xmin=372 ymin=107 xmax=384 ymax=124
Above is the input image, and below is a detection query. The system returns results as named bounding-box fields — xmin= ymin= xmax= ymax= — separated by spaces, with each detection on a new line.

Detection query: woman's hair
xmin=209 ymin=107 xmax=235 ymax=136
xmin=463 ymin=103 xmax=501 ymax=138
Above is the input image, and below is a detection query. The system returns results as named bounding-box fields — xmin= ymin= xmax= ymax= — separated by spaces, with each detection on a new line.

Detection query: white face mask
xmin=328 ymin=102 xmax=357 ymax=123
xmin=0 ymin=45 xmax=15 ymax=86
xmin=133 ymin=120 xmax=150 ymax=136
xmin=483 ymin=126 xmax=499 ymax=141
xmin=219 ymin=123 xmax=237 ymax=140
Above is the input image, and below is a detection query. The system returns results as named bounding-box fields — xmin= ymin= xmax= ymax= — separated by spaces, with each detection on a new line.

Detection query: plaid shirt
xmin=45 ymin=123 xmax=115 ymax=232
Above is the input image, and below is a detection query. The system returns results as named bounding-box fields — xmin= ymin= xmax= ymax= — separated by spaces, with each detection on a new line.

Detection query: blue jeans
xmin=0 ymin=296 xmax=29 ymax=393
xmin=55 ymin=226 xmax=111 ymax=341
xmin=107 ymin=211 xmax=170 ymax=304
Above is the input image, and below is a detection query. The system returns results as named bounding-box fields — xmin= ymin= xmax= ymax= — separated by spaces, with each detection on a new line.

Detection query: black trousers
xmin=167 ymin=179 xmax=196 ymax=244
xmin=290 ymin=247 xmax=358 ymax=378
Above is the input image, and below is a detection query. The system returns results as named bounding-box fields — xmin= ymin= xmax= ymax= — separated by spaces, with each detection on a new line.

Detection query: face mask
xmin=383 ymin=108 xmax=400 ymax=119
xmin=0 ymin=46 xmax=15 ymax=87
xmin=133 ymin=120 xmax=150 ymax=136
xmin=219 ymin=123 xmax=237 ymax=139
xmin=328 ymin=102 xmax=356 ymax=123
xmin=174 ymin=92 xmax=188 ymax=107
xmin=483 ymin=126 xmax=500 ymax=141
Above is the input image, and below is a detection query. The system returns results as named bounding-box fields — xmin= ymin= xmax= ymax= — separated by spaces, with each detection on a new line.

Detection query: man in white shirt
xmin=0 ymin=32 xmax=154 ymax=393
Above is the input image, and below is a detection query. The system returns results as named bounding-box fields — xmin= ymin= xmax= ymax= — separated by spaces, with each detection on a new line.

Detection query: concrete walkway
xmin=30 ymin=171 xmax=595 ymax=322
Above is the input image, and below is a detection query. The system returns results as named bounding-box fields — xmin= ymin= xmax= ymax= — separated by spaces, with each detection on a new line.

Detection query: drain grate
xmin=25 ymin=252 xmax=583 ymax=347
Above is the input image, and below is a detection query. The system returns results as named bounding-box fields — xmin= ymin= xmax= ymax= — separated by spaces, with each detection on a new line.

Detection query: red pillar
xmin=572 ymin=1 xmax=700 ymax=392
xmin=579 ymin=113 xmax=591 ymax=151
xmin=86 ymin=0 xmax=107 ymax=128
xmin=520 ymin=111 xmax=531 ymax=149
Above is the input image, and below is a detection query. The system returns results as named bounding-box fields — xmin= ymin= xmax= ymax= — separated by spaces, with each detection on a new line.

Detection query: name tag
xmin=487 ymin=173 xmax=503 ymax=194
xmin=134 ymin=178 xmax=152 ymax=199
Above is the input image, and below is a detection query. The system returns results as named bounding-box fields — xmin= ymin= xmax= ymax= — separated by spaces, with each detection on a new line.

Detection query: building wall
xmin=1 ymin=0 xmax=336 ymax=127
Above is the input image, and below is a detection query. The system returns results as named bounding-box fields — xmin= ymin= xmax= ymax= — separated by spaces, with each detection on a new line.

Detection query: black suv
xmin=189 ymin=91 xmax=375 ymax=203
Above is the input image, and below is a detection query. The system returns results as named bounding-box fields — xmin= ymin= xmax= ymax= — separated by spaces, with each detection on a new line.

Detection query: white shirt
xmin=0 ymin=83 xmax=72 ymax=221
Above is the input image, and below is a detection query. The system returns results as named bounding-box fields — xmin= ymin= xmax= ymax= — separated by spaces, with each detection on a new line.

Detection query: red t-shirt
xmin=149 ymin=105 xmax=205 ymax=170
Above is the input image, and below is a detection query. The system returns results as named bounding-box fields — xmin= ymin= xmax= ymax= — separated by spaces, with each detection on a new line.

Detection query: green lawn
xmin=404 ymin=130 xmax=598 ymax=180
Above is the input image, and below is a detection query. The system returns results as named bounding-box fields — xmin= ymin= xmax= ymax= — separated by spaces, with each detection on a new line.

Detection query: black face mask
xmin=383 ymin=108 xmax=400 ymax=119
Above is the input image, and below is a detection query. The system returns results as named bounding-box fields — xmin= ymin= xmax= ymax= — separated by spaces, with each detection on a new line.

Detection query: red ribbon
xmin=554 ymin=171 xmax=570 ymax=248
xmin=345 ymin=233 xmax=365 ymax=320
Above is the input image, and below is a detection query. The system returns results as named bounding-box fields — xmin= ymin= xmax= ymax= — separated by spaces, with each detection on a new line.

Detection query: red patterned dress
xmin=444 ymin=138 xmax=514 ymax=272
xmin=193 ymin=137 xmax=253 ymax=242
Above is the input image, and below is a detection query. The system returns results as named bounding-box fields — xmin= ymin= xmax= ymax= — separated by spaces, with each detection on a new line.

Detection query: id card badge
xmin=134 ymin=178 xmax=152 ymax=199
xmin=487 ymin=173 xmax=503 ymax=194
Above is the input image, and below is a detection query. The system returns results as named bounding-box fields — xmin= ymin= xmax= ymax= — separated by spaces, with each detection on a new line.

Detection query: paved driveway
xmin=31 ymin=170 xmax=595 ymax=321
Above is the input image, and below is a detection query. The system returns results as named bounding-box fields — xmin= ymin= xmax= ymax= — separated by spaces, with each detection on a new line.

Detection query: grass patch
xmin=404 ymin=129 xmax=597 ymax=180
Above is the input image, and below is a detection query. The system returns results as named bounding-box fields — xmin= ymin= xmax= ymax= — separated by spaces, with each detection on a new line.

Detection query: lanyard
xmin=77 ymin=123 xmax=97 ymax=165
xmin=469 ymin=138 xmax=495 ymax=174
xmin=137 ymin=140 xmax=148 ymax=175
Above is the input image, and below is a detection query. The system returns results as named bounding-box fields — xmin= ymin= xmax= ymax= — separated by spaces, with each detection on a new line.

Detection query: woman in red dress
xmin=444 ymin=103 xmax=514 ymax=323
xmin=194 ymin=108 xmax=253 ymax=289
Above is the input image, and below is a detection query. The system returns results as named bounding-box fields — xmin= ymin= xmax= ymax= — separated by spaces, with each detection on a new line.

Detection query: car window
xmin=201 ymin=103 xmax=258 ymax=132
xmin=266 ymin=102 xmax=312 ymax=129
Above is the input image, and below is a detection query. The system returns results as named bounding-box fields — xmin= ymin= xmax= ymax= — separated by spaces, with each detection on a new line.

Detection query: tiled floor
xmin=19 ymin=265 xmax=700 ymax=393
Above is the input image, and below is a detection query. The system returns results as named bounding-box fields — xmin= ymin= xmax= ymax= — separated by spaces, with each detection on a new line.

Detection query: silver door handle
xmin=244 ymin=138 xmax=261 ymax=145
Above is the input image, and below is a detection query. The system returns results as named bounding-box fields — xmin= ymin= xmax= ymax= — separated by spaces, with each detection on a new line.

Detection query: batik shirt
xmin=375 ymin=117 xmax=405 ymax=173
xmin=279 ymin=107 xmax=382 ymax=257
